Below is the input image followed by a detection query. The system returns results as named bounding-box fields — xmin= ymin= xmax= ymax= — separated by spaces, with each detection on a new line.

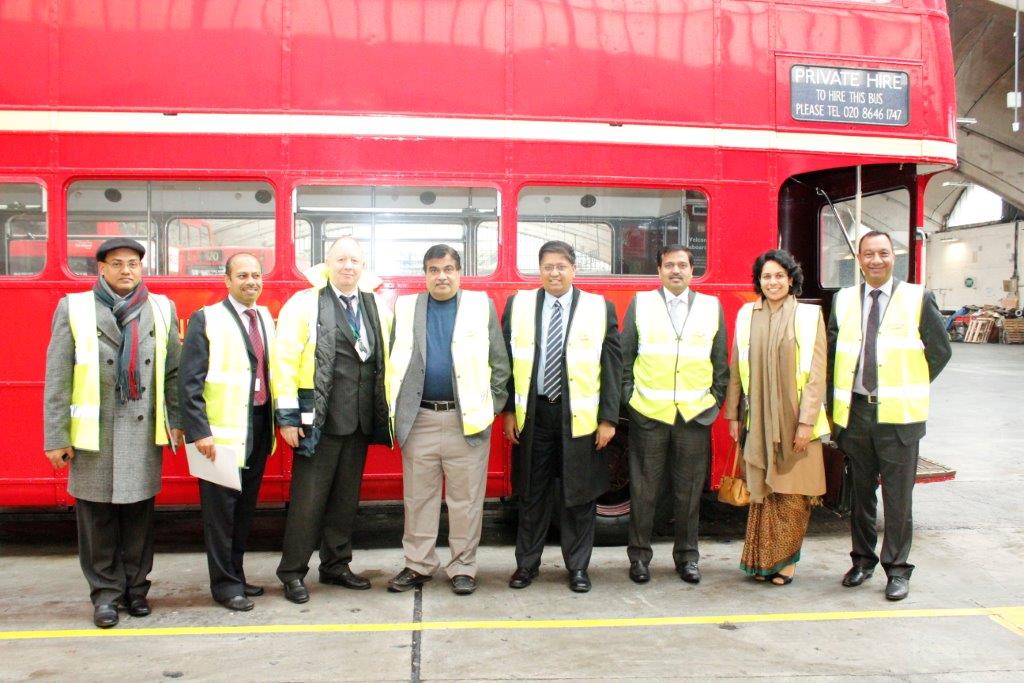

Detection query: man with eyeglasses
xmin=43 ymin=237 xmax=183 ymax=628
xmin=502 ymin=240 xmax=622 ymax=593
xmin=273 ymin=236 xmax=393 ymax=604
xmin=386 ymin=244 xmax=509 ymax=594
xmin=620 ymin=245 xmax=728 ymax=586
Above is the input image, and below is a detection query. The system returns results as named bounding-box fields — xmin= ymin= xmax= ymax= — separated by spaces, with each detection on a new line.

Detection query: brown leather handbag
xmin=717 ymin=443 xmax=750 ymax=507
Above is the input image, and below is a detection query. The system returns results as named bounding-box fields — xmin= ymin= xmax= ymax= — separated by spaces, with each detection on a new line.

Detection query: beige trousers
xmin=401 ymin=408 xmax=490 ymax=578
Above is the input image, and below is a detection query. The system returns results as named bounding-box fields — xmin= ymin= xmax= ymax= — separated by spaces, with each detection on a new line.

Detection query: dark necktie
xmin=543 ymin=301 xmax=564 ymax=399
xmin=244 ymin=309 xmax=268 ymax=406
xmin=862 ymin=289 xmax=882 ymax=395
xmin=342 ymin=294 xmax=361 ymax=337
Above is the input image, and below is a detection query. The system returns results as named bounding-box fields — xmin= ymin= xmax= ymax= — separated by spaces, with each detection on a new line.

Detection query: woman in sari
xmin=724 ymin=249 xmax=828 ymax=585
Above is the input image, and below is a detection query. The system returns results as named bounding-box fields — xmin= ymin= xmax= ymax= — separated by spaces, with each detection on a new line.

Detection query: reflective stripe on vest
xmin=272 ymin=285 xmax=393 ymax=424
xmin=831 ymin=283 xmax=929 ymax=427
xmin=203 ymin=304 xmax=277 ymax=465
xmin=510 ymin=288 xmax=606 ymax=437
xmin=734 ymin=301 xmax=829 ymax=439
xmin=388 ymin=291 xmax=494 ymax=436
xmin=66 ymin=291 xmax=171 ymax=451
xmin=629 ymin=290 xmax=719 ymax=423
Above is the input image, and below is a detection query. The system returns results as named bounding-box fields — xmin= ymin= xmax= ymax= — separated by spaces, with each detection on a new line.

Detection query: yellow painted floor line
xmin=1 ymin=606 xmax=1022 ymax=641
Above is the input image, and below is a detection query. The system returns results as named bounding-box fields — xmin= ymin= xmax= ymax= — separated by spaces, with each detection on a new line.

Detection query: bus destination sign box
xmin=790 ymin=65 xmax=909 ymax=126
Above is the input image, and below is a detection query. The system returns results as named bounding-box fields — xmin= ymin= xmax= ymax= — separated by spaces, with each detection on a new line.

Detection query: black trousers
xmin=626 ymin=409 xmax=710 ymax=567
xmin=199 ymin=405 xmax=272 ymax=601
xmin=838 ymin=395 xmax=919 ymax=579
xmin=75 ymin=496 xmax=155 ymax=607
xmin=277 ymin=430 xmax=369 ymax=583
xmin=514 ymin=399 xmax=596 ymax=573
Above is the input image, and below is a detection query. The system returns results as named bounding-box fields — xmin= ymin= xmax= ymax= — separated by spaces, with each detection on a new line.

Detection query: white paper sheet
xmin=185 ymin=442 xmax=242 ymax=491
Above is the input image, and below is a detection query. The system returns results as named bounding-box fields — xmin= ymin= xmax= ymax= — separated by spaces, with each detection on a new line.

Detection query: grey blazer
xmin=392 ymin=291 xmax=510 ymax=447
xmin=43 ymin=292 xmax=182 ymax=504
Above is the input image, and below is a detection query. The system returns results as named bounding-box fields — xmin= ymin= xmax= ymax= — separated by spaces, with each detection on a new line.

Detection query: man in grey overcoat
xmin=43 ymin=237 xmax=183 ymax=629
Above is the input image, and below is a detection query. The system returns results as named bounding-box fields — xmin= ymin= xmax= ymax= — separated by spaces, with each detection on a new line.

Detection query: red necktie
xmin=244 ymin=309 xmax=268 ymax=406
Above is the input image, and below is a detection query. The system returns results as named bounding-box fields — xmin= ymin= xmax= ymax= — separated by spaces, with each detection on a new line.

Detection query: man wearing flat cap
xmin=43 ymin=237 xmax=183 ymax=629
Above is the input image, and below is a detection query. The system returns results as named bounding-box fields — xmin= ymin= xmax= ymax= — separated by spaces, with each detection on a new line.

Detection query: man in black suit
xmin=273 ymin=237 xmax=392 ymax=604
xmin=180 ymin=253 xmax=274 ymax=611
xmin=502 ymin=240 xmax=622 ymax=593
xmin=620 ymin=245 xmax=729 ymax=585
xmin=828 ymin=230 xmax=951 ymax=601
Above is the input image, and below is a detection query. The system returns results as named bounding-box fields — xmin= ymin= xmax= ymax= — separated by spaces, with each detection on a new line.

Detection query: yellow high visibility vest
xmin=734 ymin=301 xmax=830 ymax=439
xmin=66 ymin=291 xmax=172 ymax=451
xmin=629 ymin=289 xmax=720 ymax=423
xmin=509 ymin=288 xmax=606 ymax=438
xmin=832 ymin=283 xmax=930 ymax=427
xmin=271 ymin=284 xmax=393 ymax=426
xmin=388 ymin=291 xmax=495 ymax=436
xmin=203 ymin=304 xmax=277 ymax=466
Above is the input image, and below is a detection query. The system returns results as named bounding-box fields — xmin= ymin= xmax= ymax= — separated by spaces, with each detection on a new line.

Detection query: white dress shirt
xmin=536 ymin=287 xmax=573 ymax=396
xmin=853 ymin=277 xmax=893 ymax=395
xmin=329 ymin=283 xmax=370 ymax=361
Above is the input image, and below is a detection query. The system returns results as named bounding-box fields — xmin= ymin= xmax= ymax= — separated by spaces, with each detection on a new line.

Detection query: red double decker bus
xmin=0 ymin=1 xmax=956 ymax=536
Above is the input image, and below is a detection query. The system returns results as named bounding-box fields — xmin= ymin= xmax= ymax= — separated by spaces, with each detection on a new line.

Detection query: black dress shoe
xmin=320 ymin=565 xmax=371 ymax=590
xmin=885 ymin=576 xmax=910 ymax=601
xmin=678 ymin=561 xmax=701 ymax=584
xmin=629 ymin=561 xmax=650 ymax=584
xmin=450 ymin=575 xmax=477 ymax=595
xmin=218 ymin=595 xmax=255 ymax=611
xmin=568 ymin=569 xmax=591 ymax=593
xmin=508 ymin=567 xmax=539 ymax=589
xmin=93 ymin=603 xmax=119 ymax=629
xmin=243 ymin=583 xmax=264 ymax=597
xmin=842 ymin=566 xmax=874 ymax=587
xmin=387 ymin=568 xmax=432 ymax=593
xmin=126 ymin=596 xmax=150 ymax=617
xmin=282 ymin=579 xmax=310 ymax=604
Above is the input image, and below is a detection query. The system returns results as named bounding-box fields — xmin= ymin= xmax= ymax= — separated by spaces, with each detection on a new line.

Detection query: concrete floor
xmin=1 ymin=343 xmax=1022 ymax=681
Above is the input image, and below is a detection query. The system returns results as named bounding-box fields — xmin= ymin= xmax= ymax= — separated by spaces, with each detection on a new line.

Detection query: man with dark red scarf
xmin=43 ymin=237 xmax=183 ymax=629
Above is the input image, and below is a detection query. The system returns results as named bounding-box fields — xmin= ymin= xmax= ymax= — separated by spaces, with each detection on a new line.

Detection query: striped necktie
xmin=244 ymin=309 xmax=268 ymax=406
xmin=543 ymin=301 xmax=564 ymax=399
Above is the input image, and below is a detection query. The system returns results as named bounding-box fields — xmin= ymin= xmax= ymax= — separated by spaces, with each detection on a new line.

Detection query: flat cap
xmin=96 ymin=237 xmax=146 ymax=262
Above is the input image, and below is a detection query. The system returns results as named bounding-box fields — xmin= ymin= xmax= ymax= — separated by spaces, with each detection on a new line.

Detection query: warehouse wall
xmin=926 ymin=221 xmax=1022 ymax=310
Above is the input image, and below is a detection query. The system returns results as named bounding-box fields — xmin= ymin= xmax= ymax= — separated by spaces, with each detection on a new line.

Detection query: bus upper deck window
xmin=294 ymin=185 xmax=499 ymax=276
xmin=516 ymin=187 xmax=708 ymax=277
xmin=66 ymin=181 xmax=276 ymax=277
xmin=0 ymin=183 xmax=47 ymax=277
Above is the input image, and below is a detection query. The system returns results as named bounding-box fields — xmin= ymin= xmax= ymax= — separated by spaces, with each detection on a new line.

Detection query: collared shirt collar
xmin=663 ymin=287 xmax=689 ymax=303
xmin=227 ymin=295 xmax=255 ymax=316
xmin=544 ymin=287 xmax=574 ymax=309
xmin=330 ymin=282 xmax=360 ymax=308
xmin=866 ymin=277 xmax=894 ymax=299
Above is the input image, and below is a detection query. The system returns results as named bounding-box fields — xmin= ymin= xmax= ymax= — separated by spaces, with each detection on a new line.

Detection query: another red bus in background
xmin=0 ymin=0 xmax=956 ymax=537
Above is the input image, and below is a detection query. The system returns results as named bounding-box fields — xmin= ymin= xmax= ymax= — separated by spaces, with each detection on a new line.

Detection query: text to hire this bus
xmin=0 ymin=0 xmax=957 ymax=539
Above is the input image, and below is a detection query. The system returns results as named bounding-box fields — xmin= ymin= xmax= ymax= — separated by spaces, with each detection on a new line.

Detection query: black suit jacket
xmin=502 ymin=287 xmax=622 ymax=507
xmin=180 ymin=298 xmax=271 ymax=460
xmin=826 ymin=279 xmax=952 ymax=443
xmin=620 ymin=288 xmax=730 ymax=426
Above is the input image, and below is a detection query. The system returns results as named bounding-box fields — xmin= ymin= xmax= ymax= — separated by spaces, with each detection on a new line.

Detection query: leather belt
xmin=420 ymin=400 xmax=457 ymax=411
xmin=538 ymin=395 xmax=561 ymax=404
xmin=852 ymin=392 xmax=879 ymax=405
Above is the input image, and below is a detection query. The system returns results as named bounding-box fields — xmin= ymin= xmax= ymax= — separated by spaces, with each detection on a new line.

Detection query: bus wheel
xmin=594 ymin=427 xmax=631 ymax=545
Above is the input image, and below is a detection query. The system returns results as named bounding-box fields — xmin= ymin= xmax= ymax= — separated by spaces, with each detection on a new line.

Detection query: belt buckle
xmin=866 ymin=394 xmax=878 ymax=405
xmin=546 ymin=395 xmax=560 ymax=404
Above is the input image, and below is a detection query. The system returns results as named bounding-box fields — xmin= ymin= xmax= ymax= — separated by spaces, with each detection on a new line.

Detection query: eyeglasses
xmin=540 ymin=264 xmax=572 ymax=274
xmin=105 ymin=259 xmax=142 ymax=271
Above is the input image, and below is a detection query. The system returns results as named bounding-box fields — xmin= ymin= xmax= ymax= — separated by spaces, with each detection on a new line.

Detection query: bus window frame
xmin=62 ymin=177 xmax=279 ymax=282
xmin=513 ymin=183 xmax=712 ymax=281
xmin=0 ymin=179 xmax=48 ymax=279
xmin=291 ymin=180 xmax=503 ymax=279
